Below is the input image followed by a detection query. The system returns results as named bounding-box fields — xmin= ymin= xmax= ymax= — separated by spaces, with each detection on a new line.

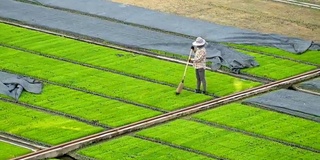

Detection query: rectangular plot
xmin=231 ymin=44 xmax=320 ymax=65
xmin=77 ymin=136 xmax=213 ymax=160
xmin=192 ymin=103 xmax=320 ymax=150
xmin=0 ymin=46 xmax=211 ymax=111
xmin=0 ymin=141 xmax=31 ymax=159
xmin=0 ymin=100 xmax=103 ymax=145
xmin=17 ymin=83 xmax=161 ymax=127
xmin=240 ymin=50 xmax=317 ymax=80
xmin=0 ymin=23 xmax=261 ymax=96
xmin=137 ymin=119 xmax=320 ymax=160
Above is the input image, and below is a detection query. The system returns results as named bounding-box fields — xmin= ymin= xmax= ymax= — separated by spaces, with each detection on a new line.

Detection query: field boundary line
xmin=133 ymin=135 xmax=225 ymax=160
xmin=0 ymin=97 xmax=112 ymax=129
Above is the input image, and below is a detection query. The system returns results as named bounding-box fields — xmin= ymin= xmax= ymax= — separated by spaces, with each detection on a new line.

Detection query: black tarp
xmin=244 ymin=89 xmax=320 ymax=122
xmin=0 ymin=71 xmax=42 ymax=100
xmin=28 ymin=0 xmax=320 ymax=54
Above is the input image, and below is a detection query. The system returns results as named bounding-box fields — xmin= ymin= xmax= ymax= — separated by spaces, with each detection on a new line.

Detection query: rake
xmin=175 ymin=49 xmax=193 ymax=95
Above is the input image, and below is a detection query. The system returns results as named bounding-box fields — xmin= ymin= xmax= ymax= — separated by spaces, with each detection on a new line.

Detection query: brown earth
xmin=112 ymin=0 xmax=320 ymax=42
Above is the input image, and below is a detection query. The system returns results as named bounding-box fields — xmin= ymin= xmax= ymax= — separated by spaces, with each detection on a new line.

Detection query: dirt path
xmin=112 ymin=0 xmax=320 ymax=42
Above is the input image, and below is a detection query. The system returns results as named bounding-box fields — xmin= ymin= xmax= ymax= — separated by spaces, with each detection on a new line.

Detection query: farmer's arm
xmin=192 ymin=50 xmax=206 ymax=62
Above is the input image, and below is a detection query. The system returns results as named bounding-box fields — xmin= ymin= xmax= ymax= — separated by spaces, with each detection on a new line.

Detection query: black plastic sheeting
xmin=28 ymin=0 xmax=320 ymax=54
xmin=296 ymin=78 xmax=320 ymax=93
xmin=244 ymin=89 xmax=320 ymax=122
xmin=0 ymin=71 xmax=42 ymax=100
xmin=0 ymin=0 xmax=258 ymax=72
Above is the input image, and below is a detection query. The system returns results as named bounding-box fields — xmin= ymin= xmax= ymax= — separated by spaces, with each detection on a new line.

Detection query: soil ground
xmin=112 ymin=0 xmax=320 ymax=42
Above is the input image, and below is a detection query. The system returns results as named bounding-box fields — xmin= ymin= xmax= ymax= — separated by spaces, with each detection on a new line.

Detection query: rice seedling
xmin=77 ymin=136 xmax=213 ymax=160
xmin=0 ymin=141 xmax=31 ymax=159
xmin=0 ymin=100 xmax=103 ymax=145
xmin=193 ymin=103 xmax=320 ymax=150
xmin=137 ymin=119 xmax=320 ymax=160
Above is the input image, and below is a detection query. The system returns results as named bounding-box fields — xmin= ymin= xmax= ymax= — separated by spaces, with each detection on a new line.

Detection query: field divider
xmin=0 ymin=132 xmax=47 ymax=151
xmin=0 ymin=68 xmax=168 ymax=113
xmin=13 ymin=69 xmax=320 ymax=160
xmin=0 ymin=19 xmax=270 ymax=84
xmin=0 ymin=97 xmax=112 ymax=129
xmin=188 ymin=118 xmax=320 ymax=154
xmin=133 ymin=134 xmax=225 ymax=160
xmin=0 ymin=43 xmax=217 ymax=98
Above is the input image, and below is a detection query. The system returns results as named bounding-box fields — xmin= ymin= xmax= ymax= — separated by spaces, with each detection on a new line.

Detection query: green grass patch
xmin=193 ymin=103 xmax=320 ymax=150
xmin=0 ymin=100 xmax=103 ymax=145
xmin=77 ymin=136 xmax=213 ymax=160
xmin=0 ymin=23 xmax=261 ymax=96
xmin=17 ymin=83 xmax=162 ymax=127
xmin=0 ymin=141 xmax=31 ymax=159
xmin=0 ymin=46 xmax=211 ymax=111
xmin=240 ymin=50 xmax=317 ymax=79
xmin=137 ymin=119 xmax=320 ymax=160
xmin=229 ymin=43 xmax=320 ymax=65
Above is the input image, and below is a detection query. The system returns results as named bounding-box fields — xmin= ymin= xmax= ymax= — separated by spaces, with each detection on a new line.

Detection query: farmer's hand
xmin=191 ymin=46 xmax=195 ymax=51
xmin=188 ymin=58 xmax=193 ymax=63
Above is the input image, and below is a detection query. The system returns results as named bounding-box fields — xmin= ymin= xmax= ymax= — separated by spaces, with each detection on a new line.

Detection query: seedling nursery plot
xmin=77 ymin=118 xmax=320 ymax=160
xmin=239 ymin=50 xmax=317 ymax=80
xmin=0 ymin=46 xmax=212 ymax=111
xmin=0 ymin=100 xmax=103 ymax=145
xmin=16 ymin=83 xmax=162 ymax=127
xmin=0 ymin=141 xmax=31 ymax=159
xmin=77 ymin=136 xmax=213 ymax=160
xmin=0 ymin=23 xmax=261 ymax=97
xmin=230 ymin=43 xmax=320 ymax=65
xmin=192 ymin=103 xmax=320 ymax=150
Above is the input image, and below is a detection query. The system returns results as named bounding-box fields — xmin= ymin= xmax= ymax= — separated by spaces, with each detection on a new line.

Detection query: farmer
xmin=189 ymin=37 xmax=207 ymax=94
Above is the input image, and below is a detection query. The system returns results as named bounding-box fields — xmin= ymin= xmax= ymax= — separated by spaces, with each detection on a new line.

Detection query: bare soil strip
xmin=112 ymin=0 xmax=320 ymax=42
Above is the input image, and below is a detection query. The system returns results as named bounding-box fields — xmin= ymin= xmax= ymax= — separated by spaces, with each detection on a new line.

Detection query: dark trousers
xmin=195 ymin=68 xmax=206 ymax=91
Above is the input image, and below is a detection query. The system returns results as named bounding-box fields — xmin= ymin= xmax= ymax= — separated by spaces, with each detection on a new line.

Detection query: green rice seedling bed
xmin=0 ymin=141 xmax=31 ymax=159
xmin=193 ymin=103 xmax=320 ymax=150
xmin=240 ymin=50 xmax=317 ymax=80
xmin=77 ymin=136 xmax=213 ymax=160
xmin=0 ymin=23 xmax=261 ymax=97
xmin=0 ymin=100 xmax=103 ymax=145
xmin=137 ymin=119 xmax=320 ymax=160
xmin=229 ymin=43 xmax=320 ymax=65
xmin=0 ymin=46 xmax=211 ymax=111
xmin=17 ymin=83 xmax=162 ymax=127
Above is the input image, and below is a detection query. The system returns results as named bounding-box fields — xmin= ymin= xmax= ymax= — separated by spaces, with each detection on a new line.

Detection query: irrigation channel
xmin=272 ymin=0 xmax=320 ymax=10
xmin=13 ymin=68 xmax=320 ymax=159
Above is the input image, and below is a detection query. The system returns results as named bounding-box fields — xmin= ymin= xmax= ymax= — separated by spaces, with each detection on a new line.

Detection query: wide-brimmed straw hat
xmin=192 ymin=37 xmax=206 ymax=46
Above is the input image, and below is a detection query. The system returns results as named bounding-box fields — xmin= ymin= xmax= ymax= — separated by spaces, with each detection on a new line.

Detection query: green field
xmin=193 ymin=103 xmax=320 ymax=150
xmin=230 ymin=44 xmax=320 ymax=65
xmin=0 ymin=23 xmax=261 ymax=97
xmin=136 ymin=119 xmax=320 ymax=160
xmin=0 ymin=141 xmax=31 ymax=159
xmin=0 ymin=100 xmax=103 ymax=145
xmin=240 ymin=50 xmax=317 ymax=79
xmin=78 ymin=136 xmax=213 ymax=160
xmin=17 ymin=83 xmax=162 ymax=127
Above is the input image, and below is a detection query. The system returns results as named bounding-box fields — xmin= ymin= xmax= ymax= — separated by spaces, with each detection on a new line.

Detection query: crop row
xmin=192 ymin=103 xmax=320 ymax=150
xmin=136 ymin=119 xmax=319 ymax=160
xmin=0 ymin=46 xmax=215 ymax=111
xmin=0 ymin=141 xmax=31 ymax=160
xmin=229 ymin=43 xmax=320 ymax=65
xmin=0 ymin=23 xmax=261 ymax=97
xmin=78 ymin=136 xmax=213 ymax=160
xmin=240 ymin=50 xmax=317 ymax=80
xmin=13 ymin=83 xmax=162 ymax=127
xmin=0 ymin=100 xmax=103 ymax=145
